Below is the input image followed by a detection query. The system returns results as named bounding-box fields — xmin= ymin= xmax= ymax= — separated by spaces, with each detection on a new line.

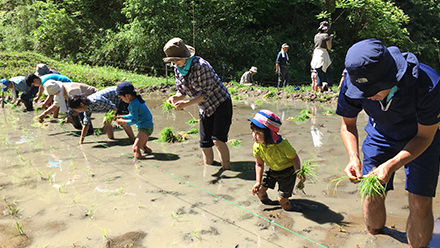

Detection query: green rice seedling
xmin=229 ymin=139 xmax=242 ymax=147
xmin=187 ymin=128 xmax=199 ymax=134
xmin=16 ymin=221 xmax=24 ymax=235
xmin=47 ymin=173 xmax=53 ymax=184
xmin=34 ymin=106 xmax=42 ymax=112
xmin=94 ymin=128 xmax=102 ymax=136
xmin=162 ymin=102 xmax=175 ymax=112
xmin=264 ymin=91 xmax=277 ymax=99
xmin=103 ymin=110 xmax=115 ymax=124
xmin=58 ymin=119 xmax=66 ymax=127
xmin=8 ymin=205 xmax=19 ymax=216
xmin=329 ymin=175 xmax=386 ymax=201
xmin=193 ymin=229 xmax=202 ymax=241
xmin=233 ymin=95 xmax=243 ymax=101
xmin=58 ymin=184 xmax=65 ymax=193
xmin=99 ymin=226 xmax=108 ymax=240
xmin=322 ymin=109 xmax=335 ymax=115
xmin=228 ymin=87 xmax=238 ymax=94
xmin=358 ymin=175 xmax=386 ymax=201
xmin=295 ymin=160 xmax=318 ymax=190
xmin=186 ymin=119 xmax=199 ymax=125
xmin=85 ymin=205 xmax=95 ymax=218
xmin=159 ymin=127 xmax=176 ymax=142
xmin=255 ymin=99 xmax=264 ymax=105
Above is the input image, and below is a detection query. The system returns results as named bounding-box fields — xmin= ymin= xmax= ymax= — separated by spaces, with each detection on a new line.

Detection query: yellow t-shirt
xmin=253 ymin=139 xmax=297 ymax=171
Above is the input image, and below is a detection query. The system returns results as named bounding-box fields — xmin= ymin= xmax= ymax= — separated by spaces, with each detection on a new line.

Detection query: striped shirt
xmin=174 ymin=56 xmax=230 ymax=117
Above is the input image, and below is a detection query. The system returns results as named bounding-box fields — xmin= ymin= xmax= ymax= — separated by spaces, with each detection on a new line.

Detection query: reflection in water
xmin=310 ymin=106 xmax=323 ymax=147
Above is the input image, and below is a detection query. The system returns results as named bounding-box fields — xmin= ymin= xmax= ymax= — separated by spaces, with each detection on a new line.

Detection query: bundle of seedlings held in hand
xmin=295 ymin=159 xmax=318 ymax=192
xmin=329 ymin=174 xmax=386 ymax=201
xmin=103 ymin=110 xmax=115 ymax=125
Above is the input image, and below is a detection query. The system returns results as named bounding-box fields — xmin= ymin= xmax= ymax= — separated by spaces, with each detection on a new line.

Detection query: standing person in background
xmin=164 ymin=37 xmax=232 ymax=171
xmin=337 ymin=39 xmax=440 ymax=247
xmin=311 ymin=21 xmax=333 ymax=92
xmin=276 ymin=43 xmax=289 ymax=88
xmin=240 ymin=66 xmax=258 ymax=86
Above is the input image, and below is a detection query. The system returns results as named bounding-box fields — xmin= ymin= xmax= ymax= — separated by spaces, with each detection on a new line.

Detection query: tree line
xmin=0 ymin=0 xmax=439 ymax=84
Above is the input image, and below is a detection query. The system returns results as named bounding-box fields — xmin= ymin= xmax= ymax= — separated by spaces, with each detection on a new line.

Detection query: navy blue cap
xmin=116 ymin=81 xmax=135 ymax=96
xmin=344 ymin=39 xmax=407 ymax=99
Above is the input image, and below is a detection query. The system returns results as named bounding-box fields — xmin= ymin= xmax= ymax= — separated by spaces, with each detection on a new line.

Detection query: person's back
xmin=41 ymin=74 xmax=72 ymax=84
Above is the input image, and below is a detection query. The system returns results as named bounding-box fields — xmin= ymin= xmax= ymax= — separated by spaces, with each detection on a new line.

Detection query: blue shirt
xmin=174 ymin=56 xmax=230 ymax=117
xmin=276 ymin=51 xmax=289 ymax=66
xmin=122 ymin=98 xmax=153 ymax=129
xmin=82 ymin=87 xmax=121 ymax=125
xmin=41 ymin=74 xmax=72 ymax=84
xmin=337 ymin=52 xmax=440 ymax=146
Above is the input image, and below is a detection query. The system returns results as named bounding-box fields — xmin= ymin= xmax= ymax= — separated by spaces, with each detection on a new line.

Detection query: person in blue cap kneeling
xmin=337 ymin=39 xmax=440 ymax=247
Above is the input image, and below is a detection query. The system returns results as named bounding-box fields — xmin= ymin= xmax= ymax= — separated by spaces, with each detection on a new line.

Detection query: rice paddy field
xmin=1 ymin=98 xmax=439 ymax=248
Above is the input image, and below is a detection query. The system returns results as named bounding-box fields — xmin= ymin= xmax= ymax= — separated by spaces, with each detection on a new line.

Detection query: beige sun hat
xmin=163 ymin=37 xmax=195 ymax=62
xmin=250 ymin=66 xmax=258 ymax=73
xmin=282 ymin=43 xmax=289 ymax=48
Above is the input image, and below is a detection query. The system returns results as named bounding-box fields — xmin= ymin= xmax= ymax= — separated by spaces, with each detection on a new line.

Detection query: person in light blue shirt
xmin=1 ymin=76 xmax=41 ymax=111
xmin=115 ymin=82 xmax=153 ymax=160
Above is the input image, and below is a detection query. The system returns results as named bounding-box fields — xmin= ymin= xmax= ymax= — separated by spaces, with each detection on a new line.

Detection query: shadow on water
xmin=144 ymin=152 xmax=179 ymax=161
xmin=289 ymin=199 xmax=345 ymax=225
xmin=209 ymin=161 xmax=255 ymax=184
xmin=91 ymin=138 xmax=133 ymax=148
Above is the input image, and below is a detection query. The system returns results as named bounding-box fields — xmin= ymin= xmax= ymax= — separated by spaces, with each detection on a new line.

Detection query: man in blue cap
xmin=1 ymin=76 xmax=41 ymax=111
xmin=337 ymin=39 xmax=440 ymax=247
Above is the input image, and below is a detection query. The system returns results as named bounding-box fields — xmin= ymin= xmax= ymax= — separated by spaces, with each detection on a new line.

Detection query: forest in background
xmin=0 ymin=0 xmax=439 ymax=84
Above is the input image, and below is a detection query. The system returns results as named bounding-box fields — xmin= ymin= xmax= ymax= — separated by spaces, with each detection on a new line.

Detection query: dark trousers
xmin=20 ymin=86 xmax=39 ymax=111
xmin=277 ymin=65 xmax=289 ymax=88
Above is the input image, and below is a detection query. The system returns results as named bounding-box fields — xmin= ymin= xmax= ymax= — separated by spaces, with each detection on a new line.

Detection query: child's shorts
xmin=139 ymin=126 xmax=154 ymax=136
xmin=262 ymin=166 xmax=297 ymax=199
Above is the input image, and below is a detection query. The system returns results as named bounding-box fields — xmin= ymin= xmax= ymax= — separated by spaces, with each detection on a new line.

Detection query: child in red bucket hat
xmin=249 ymin=110 xmax=305 ymax=211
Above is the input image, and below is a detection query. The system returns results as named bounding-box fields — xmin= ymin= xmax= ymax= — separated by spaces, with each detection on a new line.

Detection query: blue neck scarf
xmin=176 ymin=56 xmax=194 ymax=76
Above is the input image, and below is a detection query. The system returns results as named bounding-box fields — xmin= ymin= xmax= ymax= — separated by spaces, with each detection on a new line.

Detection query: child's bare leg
xmin=120 ymin=122 xmax=135 ymax=143
xmin=202 ymin=147 xmax=214 ymax=165
xmin=278 ymin=197 xmax=292 ymax=211
xmin=133 ymin=130 xmax=148 ymax=159
xmin=104 ymin=123 xmax=114 ymax=139
xmin=257 ymin=187 xmax=270 ymax=201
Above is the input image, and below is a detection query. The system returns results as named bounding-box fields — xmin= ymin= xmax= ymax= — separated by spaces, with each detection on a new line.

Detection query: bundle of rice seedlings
xmin=186 ymin=119 xmax=199 ymax=125
xmin=94 ymin=128 xmax=102 ymax=136
xmin=295 ymin=159 xmax=318 ymax=190
xmin=162 ymin=102 xmax=175 ymax=112
xmin=58 ymin=119 xmax=66 ymax=127
xmin=103 ymin=110 xmax=115 ymax=124
xmin=329 ymin=175 xmax=386 ymax=200
xmin=229 ymin=139 xmax=242 ymax=147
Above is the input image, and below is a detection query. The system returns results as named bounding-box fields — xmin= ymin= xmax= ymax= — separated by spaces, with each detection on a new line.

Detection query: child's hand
xmin=115 ymin=118 xmax=126 ymax=125
xmin=251 ymin=183 xmax=261 ymax=195
xmin=37 ymin=114 xmax=45 ymax=123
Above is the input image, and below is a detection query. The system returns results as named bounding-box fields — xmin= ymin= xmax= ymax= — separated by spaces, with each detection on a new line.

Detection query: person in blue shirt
xmin=337 ymin=39 xmax=440 ymax=247
xmin=276 ymin=43 xmax=289 ymax=88
xmin=25 ymin=73 xmax=72 ymax=104
xmin=115 ymin=82 xmax=154 ymax=160
xmin=1 ymin=76 xmax=40 ymax=111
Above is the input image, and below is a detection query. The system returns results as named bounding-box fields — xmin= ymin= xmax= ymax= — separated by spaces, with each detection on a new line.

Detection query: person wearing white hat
xmin=276 ymin=43 xmax=289 ymax=88
xmin=240 ymin=66 xmax=258 ymax=86
xmin=37 ymin=80 xmax=97 ymax=129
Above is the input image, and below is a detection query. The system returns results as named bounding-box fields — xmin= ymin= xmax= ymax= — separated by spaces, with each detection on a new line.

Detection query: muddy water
xmin=0 ymin=97 xmax=439 ymax=248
